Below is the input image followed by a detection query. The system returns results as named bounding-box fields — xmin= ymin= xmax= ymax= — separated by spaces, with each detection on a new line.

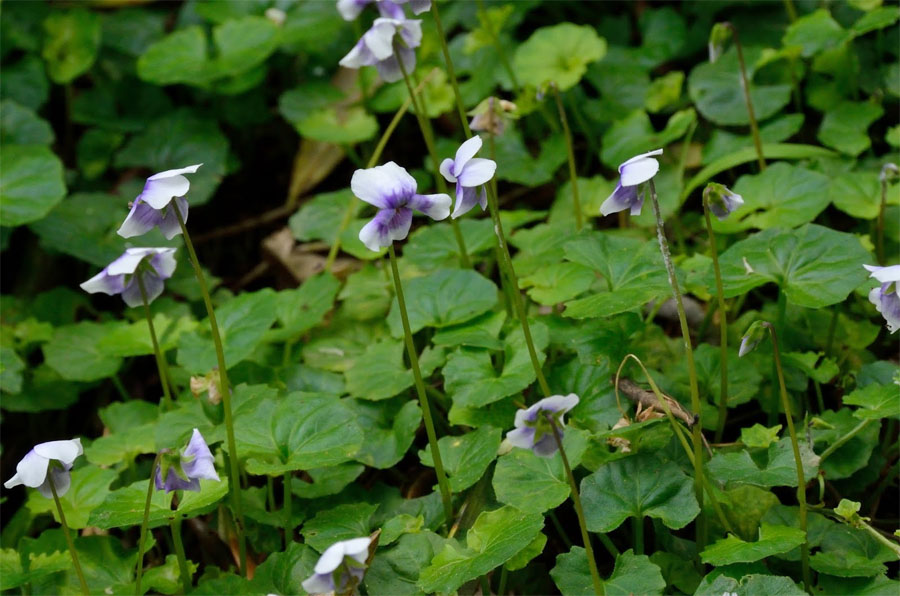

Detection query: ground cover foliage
xmin=0 ymin=0 xmax=899 ymax=595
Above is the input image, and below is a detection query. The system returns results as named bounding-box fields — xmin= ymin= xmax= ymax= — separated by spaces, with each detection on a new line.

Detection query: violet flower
xmin=339 ymin=16 xmax=421 ymax=83
xmin=352 ymin=161 xmax=451 ymax=251
xmin=337 ymin=0 xmax=431 ymax=21
xmin=4 ymin=439 xmax=83 ymax=498
xmin=705 ymin=182 xmax=744 ymax=220
xmin=302 ymin=537 xmax=373 ymax=595
xmin=117 ymin=164 xmax=202 ymax=239
xmin=440 ymin=136 xmax=497 ymax=219
xmin=507 ymin=394 xmax=580 ymax=457
xmin=599 ymin=149 xmax=663 ymax=217
xmin=863 ymin=264 xmax=900 ymax=334
xmin=80 ymin=247 xmax=177 ymax=308
xmin=155 ymin=429 xmax=220 ymax=493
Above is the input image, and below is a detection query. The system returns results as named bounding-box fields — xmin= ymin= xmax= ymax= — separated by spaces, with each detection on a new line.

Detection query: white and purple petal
xmin=34 ymin=439 xmax=83 ymax=465
xmin=618 ymin=148 xmax=663 ymax=187
xmin=374 ymin=45 xmax=415 ymax=83
xmin=405 ymin=0 xmax=431 ymax=14
xmin=139 ymin=164 xmax=202 ymax=210
xmin=80 ymin=270 xmax=127 ymax=296
xmin=456 ymin=158 xmax=496 ymax=188
xmin=600 ymin=182 xmax=641 ymax=216
xmin=337 ymin=0 xmax=371 ymax=20
xmin=408 ymin=193 xmax=451 ymax=220
xmin=158 ymin=198 xmax=188 ymax=240
xmin=351 ymin=162 xmax=417 ymax=209
xmin=117 ymin=200 xmax=164 ymax=238
xmin=864 ymin=264 xmax=900 ymax=284
xmin=358 ymin=207 xmax=413 ymax=251
xmin=868 ymin=283 xmax=900 ymax=334
xmin=453 ymin=136 xmax=483 ymax=174
xmin=182 ymin=429 xmax=219 ymax=482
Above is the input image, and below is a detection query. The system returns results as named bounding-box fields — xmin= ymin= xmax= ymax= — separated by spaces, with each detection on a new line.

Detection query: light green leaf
xmin=0 ymin=346 xmax=25 ymax=394
xmin=418 ymin=506 xmax=544 ymax=594
xmin=232 ymin=392 xmax=362 ymax=475
xmin=344 ymin=340 xmax=413 ymax=401
xmin=494 ymin=130 xmax=567 ymax=186
xmin=562 ymin=232 xmax=671 ymax=319
xmin=505 ymin=532 xmax=547 ymax=571
xmin=137 ymin=26 xmax=206 ymax=85
xmin=600 ymin=108 xmax=696 ymax=169
xmin=829 ymin=171 xmax=887 ymax=219
xmin=688 ymin=47 xmax=792 ymax=126
xmin=292 ymin=463 xmax=364 ymax=500
xmin=177 ymin=289 xmax=278 ymax=374
xmin=346 ymin=397 xmax=420 ymax=469
xmin=43 ymin=321 xmax=123 ymax=381
xmin=301 ymin=503 xmax=377 ymax=553
xmin=296 ymin=106 xmax=378 ymax=144
xmin=98 ymin=314 xmax=196 ymax=357
xmin=26 ymin=466 xmax=117 ymax=529
xmin=711 ymin=163 xmax=830 ymax=233
xmin=741 ymin=424 xmax=782 ymax=449
xmin=580 ymin=452 xmax=699 ymax=532
xmin=209 ymin=16 xmax=280 ymax=78
xmin=783 ymin=9 xmax=849 ymax=57
xmin=268 ymin=273 xmax=341 ymax=342
xmin=519 ymin=262 xmax=595 ymax=306
xmin=289 ymin=190 xmax=358 ymax=243
xmin=810 ymin=408 xmax=880 ymax=479
xmin=0 ymin=99 xmax=54 ymax=145
xmin=701 ymin=524 xmax=806 ymax=565
xmin=698 ymin=573 xmax=806 ymax=596
xmin=513 ymin=23 xmax=607 ymax=91
xmin=365 ymin=532 xmax=448 ymax=596
xmin=387 ymin=269 xmax=498 ymax=337
xmin=551 ymin=548 xmax=666 ymax=596
xmin=419 ymin=426 xmax=501 ymax=492
xmin=444 ymin=322 xmax=548 ymax=409
xmin=248 ymin=542 xmax=318 ymax=596
xmin=707 ymin=437 xmax=820 ymax=488
xmin=705 ymin=224 xmax=871 ymax=307
xmin=88 ymin=478 xmax=228 ymax=529
xmin=0 ymin=144 xmax=67 ymax=227
xmin=843 ymin=383 xmax=900 ymax=420
xmin=818 ymin=101 xmax=884 ymax=156
xmin=42 ymin=9 xmax=101 ymax=83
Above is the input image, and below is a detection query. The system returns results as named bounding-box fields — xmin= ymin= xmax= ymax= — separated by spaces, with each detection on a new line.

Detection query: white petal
xmin=3 ymin=471 xmax=24 ymax=489
xmin=408 ymin=193 xmax=451 ymax=220
xmin=337 ymin=0 xmax=368 ymax=20
xmin=350 ymin=162 xmax=416 ymax=208
xmin=117 ymin=200 xmax=163 ymax=239
xmin=34 ymin=438 xmax=83 ymax=465
xmin=439 ymin=158 xmax=457 ymax=183
xmin=149 ymin=248 xmax=178 ymax=279
xmin=864 ymin=264 xmax=900 ymax=283
xmin=619 ymin=153 xmax=661 ymax=187
xmin=365 ymin=19 xmax=399 ymax=60
xmin=620 ymin=148 xmax=663 ymax=168
xmin=107 ymin=248 xmax=153 ymax=275
xmin=457 ymin=158 xmax=496 ymax=187
xmin=302 ymin=573 xmax=335 ymax=595
xmin=14 ymin=450 xmax=50 ymax=488
xmin=342 ymin=537 xmax=373 ymax=563
xmin=80 ymin=270 xmax=126 ymax=296
xmin=340 ymin=39 xmax=373 ymax=68
xmin=397 ymin=18 xmax=422 ymax=48
xmin=314 ymin=541 xmax=347 ymax=574
xmin=140 ymin=176 xmax=189 ymax=210
xmin=147 ymin=164 xmax=202 ymax=181
xmin=506 ymin=427 xmax=535 ymax=450
xmin=536 ymin=393 xmax=580 ymax=415
xmin=454 ymin=136 xmax=483 ymax=171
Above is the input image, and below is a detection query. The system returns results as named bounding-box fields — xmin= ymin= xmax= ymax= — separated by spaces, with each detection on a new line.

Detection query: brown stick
xmin=617 ymin=378 xmax=696 ymax=427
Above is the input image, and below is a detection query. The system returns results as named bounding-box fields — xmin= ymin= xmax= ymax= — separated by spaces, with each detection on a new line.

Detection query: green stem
xmin=430 ymin=4 xmax=548 ymax=397
xmin=136 ymin=453 xmax=164 ymax=595
xmin=395 ymin=49 xmax=470 ymax=269
xmin=498 ymin=565 xmax=508 ymax=595
xmin=480 ymin=574 xmax=491 ymax=595
xmin=648 ymin=180 xmax=706 ymax=552
xmin=677 ymin=119 xmax=698 ymax=189
xmin=488 ymin=120 xmax=514 ymax=319
xmin=49 ymin=471 xmax=89 ymax=595
xmin=726 ymin=23 xmax=765 ymax=172
xmin=174 ymin=209 xmax=246 ymax=576
xmin=551 ymin=82 xmax=582 ymax=231
xmin=544 ymin=413 xmax=604 ymax=595
xmin=615 ymin=354 xmax=735 ymax=534
xmin=472 ymin=0 xmax=519 ymax=93
xmin=137 ymin=274 xmax=174 ymax=409
xmin=813 ymin=381 xmax=825 ymax=414
xmin=632 ymin=517 xmax=644 ymax=556
xmin=169 ymin=514 xmax=192 ymax=594
xmin=765 ymin=323 xmax=811 ymax=592
xmin=283 ymin=471 xmax=293 ymax=549
xmin=111 ymin=373 xmax=131 ymax=401
xmin=877 ymin=173 xmax=888 ymax=264
xmin=703 ymin=196 xmax=730 ymax=443
xmin=324 ymin=81 xmax=419 ymax=272
xmin=548 ymin=510 xmax=573 ymax=550
xmin=266 ymin=475 xmax=275 ymax=512
xmin=825 ymin=302 xmax=840 ymax=359
xmin=820 ymin=419 xmax=873 ymax=462
xmin=784 ymin=0 xmax=798 ymax=22
xmin=388 ymin=245 xmax=453 ymax=523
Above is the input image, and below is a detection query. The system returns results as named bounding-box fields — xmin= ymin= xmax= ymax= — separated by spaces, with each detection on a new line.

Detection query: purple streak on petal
xmin=377 ymin=0 xmax=405 ymax=19
xmin=182 ymin=430 xmax=219 ymax=482
xmin=351 ymin=162 xmax=417 ymax=209
xmin=156 ymin=465 xmax=201 ymax=493
xmin=532 ymin=433 xmax=560 ymax=457
xmin=118 ymin=200 xmax=163 ymax=238
xmin=452 ymin=185 xmax=480 ymax=219
xmin=871 ymin=284 xmax=900 ymax=334
xmin=599 ymin=182 xmax=639 ymax=216
xmin=121 ymin=272 xmax=164 ymax=308
xmin=38 ymin=465 xmax=73 ymax=499
xmin=158 ymin=198 xmax=188 ymax=240
xmin=408 ymin=193 xmax=451 ymax=220
xmin=359 ymin=207 xmax=413 ymax=251
xmin=149 ymin=248 xmax=178 ymax=280
xmin=80 ymin=270 xmax=127 ymax=296
xmin=629 ymin=190 xmax=645 ymax=216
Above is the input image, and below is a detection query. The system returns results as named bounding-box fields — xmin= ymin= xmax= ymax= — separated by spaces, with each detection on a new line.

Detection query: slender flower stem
xmin=784 ymin=0 xmax=798 ymax=22
xmin=174 ymin=209 xmax=247 ymax=576
xmin=498 ymin=565 xmax=508 ymax=595
xmin=544 ymin=413 xmax=604 ymax=596
xmin=725 ymin=23 xmax=765 ymax=172
xmin=395 ymin=50 xmax=470 ymax=269
xmin=388 ymin=245 xmax=453 ymax=523
xmin=283 ymin=471 xmax=293 ymax=549
xmin=703 ymin=195 xmax=730 ymax=443
xmin=632 ymin=517 xmax=644 ymax=555
xmin=136 ymin=274 xmax=174 ymax=409
xmin=324 ymin=71 xmax=436 ymax=273
xmin=430 ymin=7 xmax=549 ymax=397
xmin=169 ymin=513 xmax=192 ymax=594
xmin=472 ymin=0 xmax=519 ymax=93
xmin=487 ymin=116 xmax=514 ymax=319
xmin=825 ymin=302 xmax=841 ymax=359
xmin=48 ymin=472 xmax=89 ymax=595
xmin=135 ymin=452 xmax=165 ymax=595
xmin=648 ymin=181 xmax=706 ymax=551
xmin=820 ymin=419 xmax=873 ymax=463
xmin=551 ymin=82 xmax=582 ymax=231
xmin=764 ymin=322 xmax=811 ymax=592
xmin=614 ymin=354 xmax=735 ymax=534
xmin=877 ymin=172 xmax=888 ymax=264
